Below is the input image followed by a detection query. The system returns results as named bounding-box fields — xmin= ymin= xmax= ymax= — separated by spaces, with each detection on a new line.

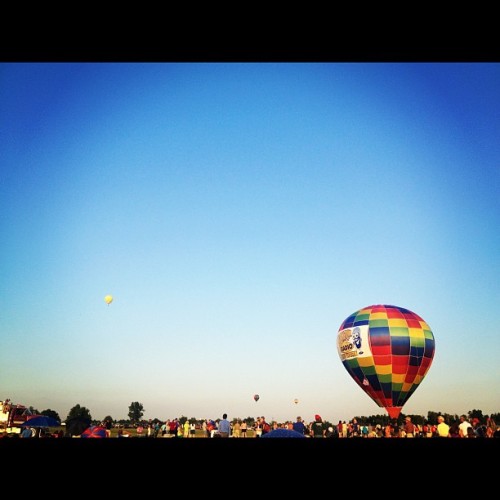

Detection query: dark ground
xmin=3 ymin=435 xmax=496 ymax=462
xmin=4 ymin=437 xmax=497 ymax=493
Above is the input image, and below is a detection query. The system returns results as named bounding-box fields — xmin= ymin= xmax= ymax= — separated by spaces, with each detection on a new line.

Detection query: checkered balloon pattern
xmin=337 ymin=305 xmax=435 ymax=418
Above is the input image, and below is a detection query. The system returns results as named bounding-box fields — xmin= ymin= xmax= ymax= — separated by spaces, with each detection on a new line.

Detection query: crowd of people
xmin=114 ymin=413 xmax=499 ymax=439
xmin=5 ymin=411 xmax=498 ymax=439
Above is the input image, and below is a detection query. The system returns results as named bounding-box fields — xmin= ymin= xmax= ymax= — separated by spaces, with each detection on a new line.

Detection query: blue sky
xmin=1 ymin=63 xmax=499 ymax=423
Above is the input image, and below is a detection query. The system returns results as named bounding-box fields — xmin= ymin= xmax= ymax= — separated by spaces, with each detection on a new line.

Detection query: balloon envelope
xmin=21 ymin=415 xmax=60 ymax=428
xmin=253 ymin=394 xmax=259 ymax=402
xmin=81 ymin=425 xmax=108 ymax=438
xmin=261 ymin=428 xmax=305 ymax=438
xmin=294 ymin=398 xmax=299 ymax=405
xmin=104 ymin=295 xmax=113 ymax=305
xmin=337 ymin=304 xmax=435 ymax=419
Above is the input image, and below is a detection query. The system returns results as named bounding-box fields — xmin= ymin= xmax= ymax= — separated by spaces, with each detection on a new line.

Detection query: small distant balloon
xmin=294 ymin=398 xmax=299 ymax=405
xmin=104 ymin=295 xmax=113 ymax=305
xmin=253 ymin=394 xmax=259 ymax=402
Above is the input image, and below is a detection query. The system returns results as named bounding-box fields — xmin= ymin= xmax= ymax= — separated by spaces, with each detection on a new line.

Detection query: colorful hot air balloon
xmin=337 ymin=304 xmax=435 ymax=420
xmin=294 ymin=398 xmax=299 ymax=405
xmin=104 ymin=295 xmax=113 ymax=305
xmin=253 ymin=394 xmax=260 ymax=402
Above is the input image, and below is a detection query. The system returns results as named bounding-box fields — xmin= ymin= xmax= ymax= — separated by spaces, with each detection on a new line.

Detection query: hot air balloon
xmin=294 ymin=398 xmax=299 ymax=405
xmin=253 ymin=394 xmax=260 ymax=402
xmin=337 ymin=304 xmax=435 ymax=420
xmin=104 ymin=295 xmax=113 ymax=305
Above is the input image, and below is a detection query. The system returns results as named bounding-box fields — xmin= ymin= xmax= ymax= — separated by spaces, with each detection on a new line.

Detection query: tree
xmin=66 ymin=404 xmax=92 ymax=423
xmin=128 ymin=402 xmax=144 ymax=424
xmin=468 ymin=409 xmax=484 ymax=422
xmin=41 ymin=409 xmax=60 ymax=421
xmin=427 ymin=410 xmax=441 ymax=424
xmin=400 ymin=413 xmax=425 ymax=426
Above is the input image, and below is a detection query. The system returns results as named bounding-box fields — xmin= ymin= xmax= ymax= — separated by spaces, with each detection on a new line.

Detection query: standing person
xmin=169 ymin=418 xmax=178 ymax=438
xmin=471 ymin=418 xmax=487 ymax=438
xmin=436 ymin=415 xmax=450 ymax=437
xmin=404 ymin=416 xmax=415 ymax=438
xmin=342 ymin=421 xmax=348 ymax=438
xmin=292 ymin=416 xmax=307 ymax=435
xmin=311 ymin=414 xmax=325 ymax=438
xmin=337 ymin=420 xmax=343 ymax=437
xmin=486 ymin=415 xmax=496 ymax=438
xmin=218 ymin=413 xmax=231 ymax=438
xmin=104 ymin=418 xmax=113 ymax=437
xmin=449 ymin=422 xmax=461 ymax=437
xmin=351 ymin=418 xmax=360 ymax=437
xmin=240 ymin=420 xmax=248 ymax=438
xmin=260 ymin=416 xmax=271 ymax=436
xmin=183 ymin=420 xmax=190 ymax=438
xmin=206 ymin=419 xmax=216 ymax=438
xmin=189 ymin=421 xmax=196 ymax=438
xmin=458 ymin=415 xmax=472 ymax=438
xmin=161 ymin=420 xmax=168 ymax=437
xmin=232 ymin=420 xmax=241 ymax=438
xmin=384 ymin=422 xmax=393 ymax=438
xmin=254 ymin=417 xmax=263 ymax=438
xmin=154 ymin=422 xmax=161 ymax=438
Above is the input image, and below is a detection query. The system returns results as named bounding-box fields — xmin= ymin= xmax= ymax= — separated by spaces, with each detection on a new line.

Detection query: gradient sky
xmin=1 ymin=62 xmax=499 ymax=423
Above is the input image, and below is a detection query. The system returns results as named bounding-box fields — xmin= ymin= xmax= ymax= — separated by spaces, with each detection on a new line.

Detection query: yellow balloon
xmin=104 ymin=295 xmax=113 ymax=305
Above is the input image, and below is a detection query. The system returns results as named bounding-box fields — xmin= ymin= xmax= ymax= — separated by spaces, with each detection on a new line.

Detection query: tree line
xmin=31 ymin=403 xmax=500 ymax=429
